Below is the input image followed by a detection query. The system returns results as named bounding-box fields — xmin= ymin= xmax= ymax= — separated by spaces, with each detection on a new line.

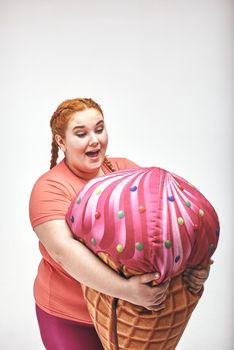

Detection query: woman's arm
xmin=34 ymin=219 xmax=169 ymax=311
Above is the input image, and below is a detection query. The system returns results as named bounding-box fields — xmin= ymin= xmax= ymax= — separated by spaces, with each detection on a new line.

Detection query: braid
xmin=103 ymin=156 xmax=116 ymax=172
xmin=50 ymin=138 xmax=59 ymax=169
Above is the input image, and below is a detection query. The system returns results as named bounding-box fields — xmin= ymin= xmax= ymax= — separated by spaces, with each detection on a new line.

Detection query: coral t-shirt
xmin=29 ymin=157 xmax=139 ymax=324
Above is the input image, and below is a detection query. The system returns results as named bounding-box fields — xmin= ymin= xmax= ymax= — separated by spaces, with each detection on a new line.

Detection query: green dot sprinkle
xmin=118 ymin=210 xmax=125 ymax=219
xmin=199 ymin=209 xmax=205 ymax=217
xmin=185 ymin=200 xmax=191 ymax=207
xmin=91 ymin=238 xmax=97 ymax=246
xmin=178 ymin=217 xmax=184 ymax=225
xmin=95 ymin=188 xmax=102 ymax=195
xmin=116 ymin=244 xmax=124 ymax=253
xmin=209 ymin=243 xmax=215 ymax=252
xmin=165 ymin=240 xmax=171 ymax=249
xmin=77 ymin=197 xmax=81 ymax=204
xmin=136 ymin=242 xmax=143 ymax=250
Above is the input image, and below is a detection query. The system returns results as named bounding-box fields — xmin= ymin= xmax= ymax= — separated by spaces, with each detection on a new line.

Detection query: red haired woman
xmin=29 ymin=98 xmax=209 ymax=350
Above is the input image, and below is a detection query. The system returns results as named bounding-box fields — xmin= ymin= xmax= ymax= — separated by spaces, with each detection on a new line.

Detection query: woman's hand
xmin=183 ymin=261 xmax=213 ymax=294
xmin=122 ymin=273 xmax=170 ymax=311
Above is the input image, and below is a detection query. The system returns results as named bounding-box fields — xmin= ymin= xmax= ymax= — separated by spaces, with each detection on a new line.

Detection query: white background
xmin=0 ymin=0 xmax=233 ymax=349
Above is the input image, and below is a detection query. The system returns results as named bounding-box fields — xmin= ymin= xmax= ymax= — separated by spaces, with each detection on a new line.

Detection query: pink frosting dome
xmin=66 ymin=167 xmax=220 ymax=283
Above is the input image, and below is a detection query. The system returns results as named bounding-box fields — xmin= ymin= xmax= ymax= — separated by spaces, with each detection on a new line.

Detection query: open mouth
xmin=85 ymin=150 xmax=100 ymax=158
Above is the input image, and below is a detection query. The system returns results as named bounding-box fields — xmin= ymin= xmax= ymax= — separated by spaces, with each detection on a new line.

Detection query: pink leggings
xmin=36 ymin=304 xmax=104 ymax=350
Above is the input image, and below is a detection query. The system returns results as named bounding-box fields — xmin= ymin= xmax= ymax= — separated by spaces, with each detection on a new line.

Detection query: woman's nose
xmin=88 ymin=133 xmax=99 ymax=146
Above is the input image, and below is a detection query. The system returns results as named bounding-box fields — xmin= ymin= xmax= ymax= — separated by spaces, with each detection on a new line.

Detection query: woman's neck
xmin=64 ymin=159 xmax=104 ymax=182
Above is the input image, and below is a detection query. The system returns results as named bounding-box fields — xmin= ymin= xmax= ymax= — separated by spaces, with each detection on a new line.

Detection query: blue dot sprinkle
xmin=130 ymin=185 xmax=137 ymax=192
xmin=71 ymin=216 xmax=74 ymax=223
xmin=175 ymin=255 xmax=180 ymax=263
xmin=216 ymin=228 xmax=220 ymax=238
xmin=168 ymin=195 xmax=175 ymax=202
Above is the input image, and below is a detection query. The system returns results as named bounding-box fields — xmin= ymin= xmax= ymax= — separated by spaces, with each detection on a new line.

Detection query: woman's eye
xmin=76 ymin=133 xmax=86 ymax=138
xmin=96 ymin=128 xmax=104 ymax=134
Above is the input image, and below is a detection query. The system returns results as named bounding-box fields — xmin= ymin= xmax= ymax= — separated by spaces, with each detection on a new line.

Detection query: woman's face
xmin=56 ymin=108 xmax=108 ymax=179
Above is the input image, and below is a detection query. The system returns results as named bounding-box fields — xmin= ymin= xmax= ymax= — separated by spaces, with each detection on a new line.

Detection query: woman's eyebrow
xmin=96 ymin=120 xmax=104 ymax=126
xmin=72 ymin=125 xmax=85 ymax=130
xmin=72 ymin=120 xmax=104 ymax=131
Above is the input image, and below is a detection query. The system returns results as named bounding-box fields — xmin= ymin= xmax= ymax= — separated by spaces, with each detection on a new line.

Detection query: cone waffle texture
xmin=81 ymin=252 xmax=202 ymax=350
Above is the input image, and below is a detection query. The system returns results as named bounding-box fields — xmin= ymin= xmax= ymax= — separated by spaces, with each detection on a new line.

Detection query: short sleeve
xmin=29 ymin=177 xmax=72 ymax=228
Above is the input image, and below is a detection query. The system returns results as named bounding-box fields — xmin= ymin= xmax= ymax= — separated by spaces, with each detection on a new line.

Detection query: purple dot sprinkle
xmin=168 ymin=195 xmax=175 ymax=202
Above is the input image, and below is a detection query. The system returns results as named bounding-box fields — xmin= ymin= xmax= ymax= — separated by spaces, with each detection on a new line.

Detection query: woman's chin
xmin=85 ymin=154 xmax=104 ymax=168
xmin=83 ymin=160 xmax=102 ymax=174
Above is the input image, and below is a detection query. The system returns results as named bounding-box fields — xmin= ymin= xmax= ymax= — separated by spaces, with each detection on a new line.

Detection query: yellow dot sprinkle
xmin=95 ymin=187 xmax=102 ymax=195
xmin=199 ymin=209 xmax=205 ymax=217
xmin=178 ymin=217 xmax=184 ymax=225
xmin=116 ymin=244 xmax=124 ymax=253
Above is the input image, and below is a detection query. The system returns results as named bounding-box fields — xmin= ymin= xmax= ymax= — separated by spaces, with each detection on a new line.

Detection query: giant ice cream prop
xmin=66 ymin=167 xmax=219 ymax=350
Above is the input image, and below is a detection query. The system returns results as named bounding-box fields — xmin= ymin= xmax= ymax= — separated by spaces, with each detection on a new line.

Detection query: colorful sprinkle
xmin=76 ymin=197 xmax=81 ymax=204
xmin=199 ymin=209 xmax=205 ymax=217
xmin=118 ymin=210 xmax=125 ymax=219
xmin=91 ymin=238 xmax=97 ymax=246
xmin=185 ymin=200 xmax=191 ymax=207
xmin=70 ymin=216 xmax=74 ymax=223
xmin=175 ymin=255 xmax=180 ymax=263
xmin=95 ymin=188 xmax=102 ymax=195
xmin=130 ymin=185 xmax=137 ymax=192
xmin=136 ymin=242 xmax=143 ymax=250
xmin=178 ymin=217 xmax=184 ymax=225
xmin=116 ymin=244 xmax=124 ymax=253
xmin=194 ymin=223 xmax=199 ymax=231
xmin=95 ymin=211 xmax=101 ymax=219
xmin=165 ymin=240 xmax=171 ymax=249
xmin=168 ymin=195 xmax=175 ymax=202
xmin=139 ymin=206 xmax=146 ymax=213
xmin=179 ymin=185 xmax=184 ymax=191
xmin=209 ymin=243 xmax=215 ymax=252
xmin=216 ymin=228 xmax=220 ymax=238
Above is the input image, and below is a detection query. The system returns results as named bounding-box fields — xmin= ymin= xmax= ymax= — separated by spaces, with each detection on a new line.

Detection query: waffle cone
xmin=81 ymin=252 xmax=203 ymax=350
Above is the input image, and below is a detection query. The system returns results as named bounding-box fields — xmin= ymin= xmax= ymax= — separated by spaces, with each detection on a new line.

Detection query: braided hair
xmin=103 ymin=156 xmax=116 ymax=172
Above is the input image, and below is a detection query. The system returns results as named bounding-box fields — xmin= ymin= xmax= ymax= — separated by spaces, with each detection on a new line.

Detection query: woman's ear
xmin=55 ymin=134 xmax=66 ymax=153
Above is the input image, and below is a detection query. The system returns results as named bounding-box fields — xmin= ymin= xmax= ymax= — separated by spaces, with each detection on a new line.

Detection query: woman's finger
xmin=146 ymin=303 xmax=166 ymax=311
xmin=183 ymin=273 xmax=206 ymax=286
xmin=188 ymin=286 xmax=202 ymax=294
xmin=139 ymin=272 xmax=161 ymax=285
xmin=184 ymin=279 xmax=201 ymax=290
xmin=190 ymin=270 xmax=209 ymax=280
